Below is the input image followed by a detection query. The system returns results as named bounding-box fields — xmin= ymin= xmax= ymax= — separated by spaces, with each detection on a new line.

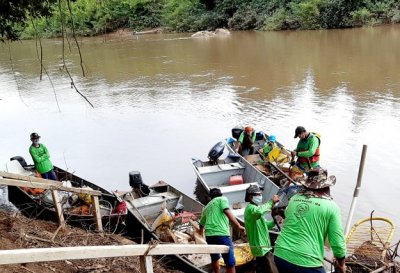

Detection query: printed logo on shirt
xmin=294 ymin=203 xmax=309 ymax=218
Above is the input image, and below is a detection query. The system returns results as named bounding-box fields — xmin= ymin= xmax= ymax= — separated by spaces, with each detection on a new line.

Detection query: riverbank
xmin=17 ymin=0 xmax=400 ymax=40
xmin=0 ymin=209 xmax=179 ymax=273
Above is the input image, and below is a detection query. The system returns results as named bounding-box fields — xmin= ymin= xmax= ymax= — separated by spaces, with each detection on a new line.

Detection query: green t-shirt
xmin=296 ymin=133 xmax=320 ymax=168
xmin=29 ymin=144 xmax=53 ymax=174
xmin=274 ymin=194 xmax=346 ymax=267
xmin=244 ymin=200 xmax=275 ymax=257
xmin=199 ymin=196 xmax=230 ymax=236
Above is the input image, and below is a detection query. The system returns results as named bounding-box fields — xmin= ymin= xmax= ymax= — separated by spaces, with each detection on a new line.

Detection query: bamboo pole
xmin=344 ymin=145 xmax=368 ymax=236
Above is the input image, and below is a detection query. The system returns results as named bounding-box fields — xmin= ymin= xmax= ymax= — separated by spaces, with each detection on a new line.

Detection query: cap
xmin=245 ymin=126 xmax=253 ymax=133
xmin=299 ymin=168 xmax=336 ymax=189
xmin=246 ymin=184 xmax=262 ymax=195
xmin=268 ymin=135 xmax=276 ymax=142
xmin=245 ymin=184 xmax=262 ymax=202
xmin=30 ymin=132 xmax=40 ymax=140
xmin=294 ymin=126 xmax=306 ymax=138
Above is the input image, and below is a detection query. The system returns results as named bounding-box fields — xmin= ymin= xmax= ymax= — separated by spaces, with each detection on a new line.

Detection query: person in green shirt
xmin=29 ymin=132 xmax=57 ymax=181
xmin=199 ymin=188 xmax=245 ymax=273
xmin=291 ymin=126 xmax=320 ymax=173
xmin=244 ymin=185 xmax=279 ymax=273
xmin=273 ymin=168 xmax=346 ymax=273
xmin=237 ymin=126 xmax=256 ymax=156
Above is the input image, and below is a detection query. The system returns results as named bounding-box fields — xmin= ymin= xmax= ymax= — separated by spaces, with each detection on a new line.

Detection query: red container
xmin=229 ymin=175 xmax=243 ymax=185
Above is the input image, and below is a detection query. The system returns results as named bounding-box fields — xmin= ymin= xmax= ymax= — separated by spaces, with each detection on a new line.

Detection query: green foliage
xmin=0 ymin=0 xmax=57 ymax=40
xmin=264 ymin=8 xmax=295 ymax=30
xmin=228 ymin=8 xmax=258 ymax=30
xmin=391 ymin=9 xmax=400 ymax=23
xmin=290 ymin=0 xmax=324 ymax=29
xmin=351 ymin=8 xmax=373 ymax=25
xmin=6 ymin=0 xmax=400 ymax=39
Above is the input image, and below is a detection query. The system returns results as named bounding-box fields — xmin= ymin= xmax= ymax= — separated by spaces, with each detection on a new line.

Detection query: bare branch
xmin=66 ymin=0 xmax=85 ymax=77
xmin=59 ymin=0 xmax=94 ymax=108
xmin=30 ymin=16 xmax=61 ymax=112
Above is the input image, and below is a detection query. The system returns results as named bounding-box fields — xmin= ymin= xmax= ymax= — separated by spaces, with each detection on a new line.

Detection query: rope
xmin=144 ymin=240 xmax=159 ymax=256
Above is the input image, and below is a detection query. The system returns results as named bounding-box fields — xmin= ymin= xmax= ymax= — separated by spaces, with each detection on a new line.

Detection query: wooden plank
xmin=0 ymin=177 xmax=102 ymax=196
xmin=0 ymin=244 xmax=229 ymax=265
xmin=51 ymin=190 xmax=65 ymax=228
xmin=91 ymin=195 xmax=103 ymax=232
xmin=0 ymin=171 xmax=57 ymax=185
xmin=140 ymin=256 xmax=154 ymax=273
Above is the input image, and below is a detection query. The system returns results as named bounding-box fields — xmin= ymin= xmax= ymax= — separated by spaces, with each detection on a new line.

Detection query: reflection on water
xmin=0 ymin=25 xmax=400 ymax=240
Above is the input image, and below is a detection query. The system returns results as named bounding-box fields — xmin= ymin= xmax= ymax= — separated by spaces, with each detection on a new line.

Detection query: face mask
xmin=252 ymin=196 xmax=262 ymax=205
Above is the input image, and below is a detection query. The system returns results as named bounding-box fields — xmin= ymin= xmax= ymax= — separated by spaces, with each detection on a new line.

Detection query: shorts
xmin=206 ymin=235 xmax=235 ymax=267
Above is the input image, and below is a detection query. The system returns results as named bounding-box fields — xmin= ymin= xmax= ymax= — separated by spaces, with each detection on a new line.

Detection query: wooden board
xmin=0 ymin=244 xmax=229 ymax=265
xmin=0 ymin=176 xmax=101 ymax=196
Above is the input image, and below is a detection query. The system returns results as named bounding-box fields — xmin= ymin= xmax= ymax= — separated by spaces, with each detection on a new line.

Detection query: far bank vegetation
xmin=14 ymin=0 xmax=400 ymax=39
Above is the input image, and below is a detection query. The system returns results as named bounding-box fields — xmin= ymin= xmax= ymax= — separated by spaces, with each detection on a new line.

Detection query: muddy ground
xmin=0 ymin=209 xmax=180 ymax=273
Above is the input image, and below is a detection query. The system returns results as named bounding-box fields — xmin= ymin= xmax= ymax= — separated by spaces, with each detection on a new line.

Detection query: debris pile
xmin=0 ymin=209 xmax=180 ymax=273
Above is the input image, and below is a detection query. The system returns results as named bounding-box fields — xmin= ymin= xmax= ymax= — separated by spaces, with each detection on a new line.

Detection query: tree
xmin=0 ymin=0 xmax=57 ymax=41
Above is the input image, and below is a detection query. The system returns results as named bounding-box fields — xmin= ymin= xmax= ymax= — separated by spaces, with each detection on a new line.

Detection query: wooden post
xmin=51 ymin=190 xmax=65 ymax=228
xmin=91 ymin=196 xmax=103 ymax=232
xmin=140 ymin=256 xmax=153 ymax=273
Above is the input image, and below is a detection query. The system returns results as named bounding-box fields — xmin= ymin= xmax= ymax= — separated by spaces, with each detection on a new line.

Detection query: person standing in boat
xmin=29 ymin=132 xmax=57 ymax=181
xmin=244 ymin=185 xmax=279 ymax=273
xmin=291 ymin=126 xmax=320 ymax=173
xmin=273 ymin=168 xmax=347 ymax=273
xmin=237 ymin=125 xmax=256 ymax=155
xmin=199 ymin=188 xmax=245 ymax=273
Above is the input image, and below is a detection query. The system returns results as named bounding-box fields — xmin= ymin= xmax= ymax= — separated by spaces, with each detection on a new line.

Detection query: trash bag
xmin=151 ymin=207 xmax=174 ymax=231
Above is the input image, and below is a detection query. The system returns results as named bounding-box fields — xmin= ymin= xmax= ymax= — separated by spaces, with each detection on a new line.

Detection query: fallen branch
xmin=24 ymin=234 xmax=53 ymax=244
xmin=21 ymin=265 xmax=36 ymax=273
xmin=51 ymin=225 xmax=64 ymax=242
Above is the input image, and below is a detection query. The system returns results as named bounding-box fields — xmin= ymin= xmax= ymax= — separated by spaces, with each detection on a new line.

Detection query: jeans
xmin=274 ymin=255 xmax=326 ymax=273
xmin=255 ymin=252 xmax=279 ymax=273
xmin=41 ymin=169 xmax=57 ymax=181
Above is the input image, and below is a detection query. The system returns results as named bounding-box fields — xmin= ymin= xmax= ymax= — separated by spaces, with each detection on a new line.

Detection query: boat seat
xmin=198 ymin=162 xmax=245 ymax=175
xmin=218 ymin=182 xmax=258 ymax=194
xmin=5 ymin=160 xmax=33 ymax=176
xmin=131 ymin=191 xmax=179 ymax=209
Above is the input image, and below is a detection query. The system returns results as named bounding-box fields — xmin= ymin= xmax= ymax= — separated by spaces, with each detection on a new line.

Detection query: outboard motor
xmin=231 ymin=126 xmax=244 ymax=140
xmin=129 ymin=171 xmax=150 ymax=197
xmin=208 ymin=141 xmax=225 ymax=163
xmin=10 ymin=156 xmax=28 ymax=167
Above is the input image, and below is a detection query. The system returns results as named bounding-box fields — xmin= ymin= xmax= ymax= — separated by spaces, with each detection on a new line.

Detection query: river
xmin=1 ymin=25 xmax=399 ymax=241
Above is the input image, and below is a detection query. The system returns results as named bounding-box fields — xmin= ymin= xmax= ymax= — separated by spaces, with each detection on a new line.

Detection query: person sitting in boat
xmin=273 ymin=168 xmax=346 ymax=273
xmin=237 ymin=125 xmax=256 ymax=156
xmin=244 ymin=185 xmax=279 ymax=273
xmin=260 ymin=135 xmax=290 ymax=166
xmin=29 ymin=132 xmax=57 ymax=181
xmin=199 ymin=188 xmax=245 ymax=273
xmin=291 ymin=126 xmax=320 ymax=173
